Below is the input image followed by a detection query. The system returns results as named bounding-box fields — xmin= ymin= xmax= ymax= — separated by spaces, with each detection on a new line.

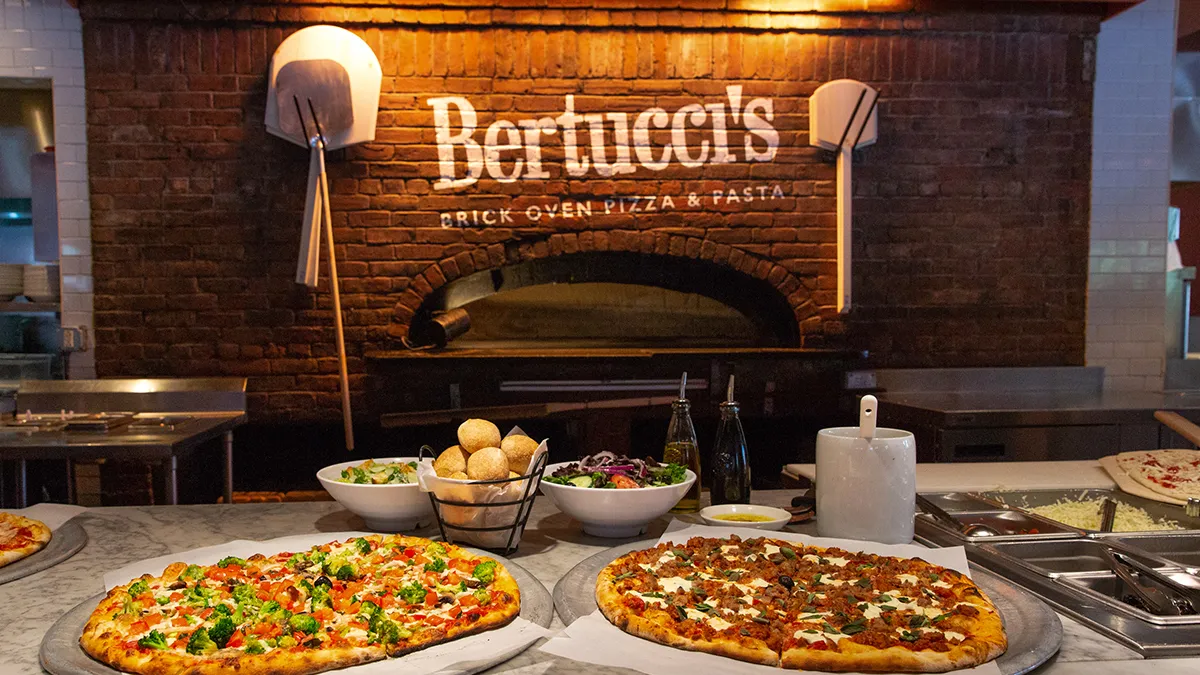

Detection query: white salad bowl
xmin=699 ymin=504 xmax=791 ymax=531
xmin=317 ymin=457 xmax=435 ymax=532
xmin=538 ymin=461 xmax=697 ymax=538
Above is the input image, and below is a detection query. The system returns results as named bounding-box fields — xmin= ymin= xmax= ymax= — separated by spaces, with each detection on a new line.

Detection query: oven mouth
xmin=405 ymin=251 xmax=802 ymax=350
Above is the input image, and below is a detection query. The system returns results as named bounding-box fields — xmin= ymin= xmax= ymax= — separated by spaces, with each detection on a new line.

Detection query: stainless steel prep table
xmin=0 ymin=378 xmax=247 ymax=507
xmin=877 ymin=391 xmax=1200 ymax=461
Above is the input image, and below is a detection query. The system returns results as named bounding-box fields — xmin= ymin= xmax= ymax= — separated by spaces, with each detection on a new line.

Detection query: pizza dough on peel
xmin=1116 ymin=449 xmax=1200 ymax=500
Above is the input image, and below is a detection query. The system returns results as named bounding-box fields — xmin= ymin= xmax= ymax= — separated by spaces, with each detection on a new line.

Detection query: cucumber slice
xmin=569 ymin=476 xmax=593 ymax=488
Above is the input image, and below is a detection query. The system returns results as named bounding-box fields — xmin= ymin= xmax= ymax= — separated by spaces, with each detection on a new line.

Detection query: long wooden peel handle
xmin=317 ymin=144 xmax=355 ymax=451
xmin=1154 ymin=410 xmax=1200 ymax=448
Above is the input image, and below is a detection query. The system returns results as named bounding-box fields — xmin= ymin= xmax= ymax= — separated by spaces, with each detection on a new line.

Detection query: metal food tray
xmin=978 ymin=538 xmax=1180 ymax=580
xmin=1112 ymin=532 xmax=1200 ymax=572
xmin=976 ymin=488 xmax=1200 ymax=534
xmin=915 ymin=509 xmax=1085 ymax=543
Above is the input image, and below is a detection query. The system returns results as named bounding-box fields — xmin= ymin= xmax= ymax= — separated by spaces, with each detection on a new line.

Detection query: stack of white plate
xmin=0 ymin=264 xmax=22 ymax=301
xmin=22 ymin=264 xmax=59 ymax=302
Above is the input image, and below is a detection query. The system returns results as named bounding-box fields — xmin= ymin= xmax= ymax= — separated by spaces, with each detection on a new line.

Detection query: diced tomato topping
xmin=426 ymin=616 xmax=445 ymax=626
xmin=200 ymin=608 xmax=214 ymax=619
xmin=206 ymin=568 xmax=230 ymax=581
xmin=313 ymin=608 xmax=334 ymax=622
xmin=227 ymin=631 xmax=244 ymax=648
xmin=446 ymin=573 xmax=461 ymax=586
xmin=380 ymin=595 xmax=396 ymax=609
xmin=460 ymin=596 xmax=479 ymax=608
xmin=349 ymin=620 xmax=368 ymax=630
xmin=137 ymin=592 xmax=155 ymax=604
xmin=143 ymin=613 xmax=163 ymax=625
xmin=171 ymin=617 xmax=189 ymax=627
xmin=413 ymin=555 xmax=430 ymax=566
xmin=168 ymin=592 xmax=184 ymax=602
xmin=348 ymin=602 xmax=361 ymax=615
xmin=411 ymin=614 xmax=425 ymax=621
xmin=171 ymin=637 xmax=187 ymax=649
xmin=424 ymin=592 xmax=438 ymax=607
xmin=130 ymin=621 xmax=149 ymax=634
xmin=448 ymin=606 xmax=462 ymax=619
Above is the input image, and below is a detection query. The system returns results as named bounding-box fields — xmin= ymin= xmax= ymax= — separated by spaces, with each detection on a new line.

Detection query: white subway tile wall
xmin=0 ymin=0 xmax=93 ymax=378
xmin=1088 ymin=0 xmax=1177 ymax=391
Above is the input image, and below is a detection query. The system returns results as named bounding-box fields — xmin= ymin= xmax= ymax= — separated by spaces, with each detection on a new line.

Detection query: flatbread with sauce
xmin=0 ymin=512 xmax=52 ymax=568
xmin=1116 ymin=449 xmax=1200 ymax=501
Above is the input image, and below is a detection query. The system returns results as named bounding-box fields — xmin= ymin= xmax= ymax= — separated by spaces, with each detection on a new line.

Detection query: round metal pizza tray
xmin=39 ymin=547 xmax=552 ymax=675
xmin=0 ymin=517 xmax=88 ymax=586
xmin=552 ymin=541 xmax=1061 ymax=675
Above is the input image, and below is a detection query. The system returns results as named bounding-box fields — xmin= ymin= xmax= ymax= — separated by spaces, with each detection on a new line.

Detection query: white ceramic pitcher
xmin=815 ymin=396 xmax=916 ymax=544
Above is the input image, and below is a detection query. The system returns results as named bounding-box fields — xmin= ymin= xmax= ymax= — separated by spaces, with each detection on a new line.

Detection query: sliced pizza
xmin=596 ymin=535 xmax=1006 ymax=673
xmin=0 ymin=512 xmax=52 ymax=569
xmin=80 ymin=535 xmax=519 ymax=675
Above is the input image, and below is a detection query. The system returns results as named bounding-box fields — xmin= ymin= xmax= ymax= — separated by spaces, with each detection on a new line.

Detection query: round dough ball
xmin=508 ymin=471 xmax=520 ymax=479
xmin=434 ymin=445 xmax=469 ymax=477
xmin=458 ymin=418 xmax=501 ymax=454
xmin=500 ymin=434 xmax=539 ymax=475
xmin=466 ymin=446 xmax=509 ymax=481
xmin=448 ymin=471 xmax=468 ymax=480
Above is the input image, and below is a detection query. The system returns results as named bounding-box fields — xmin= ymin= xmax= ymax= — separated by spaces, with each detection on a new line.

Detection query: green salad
xmin=544 ymin=453 xmax=688 ymax=489
xmin=337 ymin=459 xmax=417 ymax=485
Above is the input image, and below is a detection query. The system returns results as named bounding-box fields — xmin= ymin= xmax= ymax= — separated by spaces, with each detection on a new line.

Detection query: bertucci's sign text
xmin=430 ymin=85 xmax=778 ymax=188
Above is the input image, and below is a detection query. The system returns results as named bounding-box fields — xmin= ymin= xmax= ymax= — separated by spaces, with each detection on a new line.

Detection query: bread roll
xmin=466 ymin=446 xmax=509 ymax=481
xmin=448 ymin=471 xmax=468 ymax=480
xmin=458 ymin=418 xmax=501 ymax=454
xmin=508 ymin=471 xmax=520 ymax=479
xmin=434 ymin=445 xmax=469 ymax=477
xmin=500 ymin=434 xmax=539 ymax=475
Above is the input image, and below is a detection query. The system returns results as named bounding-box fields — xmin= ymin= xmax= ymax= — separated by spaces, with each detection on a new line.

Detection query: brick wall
xmin=80 ymin=1 xmax=1100 ymax=421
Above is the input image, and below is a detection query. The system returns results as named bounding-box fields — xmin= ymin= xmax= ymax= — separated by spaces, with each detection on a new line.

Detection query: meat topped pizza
xmin=596 ymin=535 xmax=1006 ymax=673
xmin=81 ymin=534 xmax=520 ymax=675
xmin=1116 ymin=449 xmax=1200 ymax=500
xmin=0 ymin=512 xmax=52 ymax=568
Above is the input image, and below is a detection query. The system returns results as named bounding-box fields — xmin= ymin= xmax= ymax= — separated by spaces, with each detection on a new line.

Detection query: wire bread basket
xmin=417 ymin=441 xmax=548 ymax=553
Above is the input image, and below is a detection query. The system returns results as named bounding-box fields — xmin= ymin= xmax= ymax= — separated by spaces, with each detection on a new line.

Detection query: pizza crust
xmin=0 ymin=513 xmax=52 ymax=569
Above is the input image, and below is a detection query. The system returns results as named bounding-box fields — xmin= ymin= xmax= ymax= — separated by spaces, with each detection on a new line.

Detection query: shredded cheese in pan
xmin=1023 ymin=498 xmax=1180 ymax=531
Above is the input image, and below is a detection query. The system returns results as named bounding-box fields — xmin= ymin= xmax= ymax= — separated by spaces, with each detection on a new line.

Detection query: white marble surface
xmin=0 ymin=492 xmax=1193 ymax=674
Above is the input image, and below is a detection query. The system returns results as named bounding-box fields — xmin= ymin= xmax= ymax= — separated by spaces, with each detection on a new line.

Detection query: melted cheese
xmin=747 ymin=578 xmax=769 ymax=589
xmin=931 ymin=580 xmax=952 ymax=589
xmin=707 ymin=616 xmax=734 ymax=631
xmin=944 ymin=631 xmax=966 ymax=642
xmin=659 ymin=577 xmax=692 ymax=594
xmin=825 ymin=556 xmax=850 ymax=567
xmin=896 ymin=574 xmax=919 ymax=585
xmin=763 ymin=544 xmax=780 ymax=556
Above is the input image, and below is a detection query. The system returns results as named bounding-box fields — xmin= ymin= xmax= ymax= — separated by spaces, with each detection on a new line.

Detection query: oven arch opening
xmin=405 ymin=251 xmax=802 ymax=349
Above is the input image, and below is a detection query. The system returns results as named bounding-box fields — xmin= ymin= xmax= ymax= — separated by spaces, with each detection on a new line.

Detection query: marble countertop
xmin=0 ymin=491 xmax=1191 ymax=675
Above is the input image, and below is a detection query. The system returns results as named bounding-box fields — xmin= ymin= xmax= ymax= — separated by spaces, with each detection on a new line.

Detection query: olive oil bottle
xmin=664 ymin=397 xmax=701 ymax=513
xmin=711 ymin=387 xmax=751 ymax=505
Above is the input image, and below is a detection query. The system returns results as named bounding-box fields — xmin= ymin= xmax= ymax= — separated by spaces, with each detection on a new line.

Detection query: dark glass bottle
xmin=710 ymin=400 xmax=751 ymax=505
xmin=664 ymin=398 xmax=701 ymax=513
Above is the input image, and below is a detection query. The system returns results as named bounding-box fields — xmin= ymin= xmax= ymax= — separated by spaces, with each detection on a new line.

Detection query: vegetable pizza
xmin=596 ymin=535 xmax=1006 ymax=673
xmin=80 ymin=535 xmax=519 ymax=675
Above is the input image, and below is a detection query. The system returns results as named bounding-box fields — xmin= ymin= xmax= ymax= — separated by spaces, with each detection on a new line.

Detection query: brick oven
xmin=79 ymin=0 xmax=1099 ymax=479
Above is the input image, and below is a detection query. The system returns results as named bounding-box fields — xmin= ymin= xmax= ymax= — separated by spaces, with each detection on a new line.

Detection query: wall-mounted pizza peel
xmin=266 ymin=26 xmax=382 ymax=451
xmin=809 ymin=80 xmax=879 ymax=314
